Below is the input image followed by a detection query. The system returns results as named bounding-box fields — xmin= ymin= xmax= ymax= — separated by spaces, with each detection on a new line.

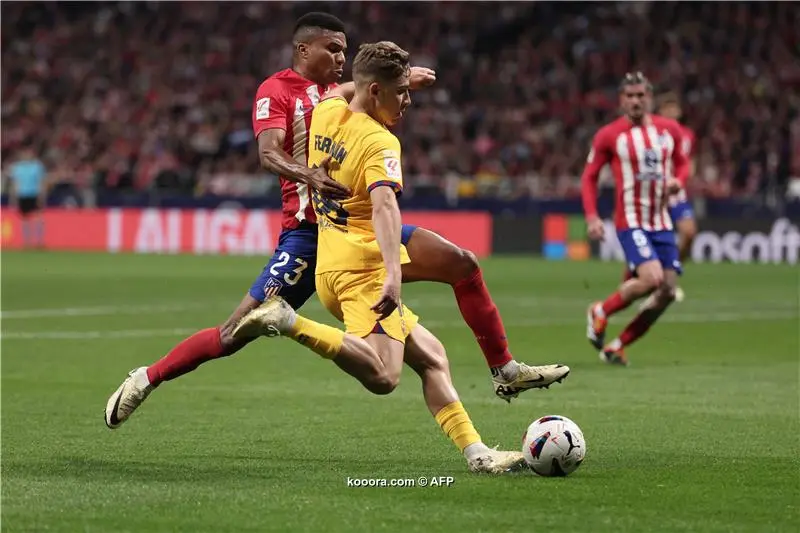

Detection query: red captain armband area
xmin=367 ymin=181 xmax=403 ymax=197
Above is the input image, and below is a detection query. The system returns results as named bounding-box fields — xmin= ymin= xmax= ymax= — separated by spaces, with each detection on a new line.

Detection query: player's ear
xmin=297 ymin=42 xmax=309 ymax=59
xmin=369 ymin=82 xmax=380 ymax=98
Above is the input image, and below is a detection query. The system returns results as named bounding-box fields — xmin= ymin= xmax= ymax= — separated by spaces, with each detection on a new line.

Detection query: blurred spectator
xmin=1 ymin=1 xmax=797 ymax=203
xmin=3 ymin=145 xmax=48 ymax=247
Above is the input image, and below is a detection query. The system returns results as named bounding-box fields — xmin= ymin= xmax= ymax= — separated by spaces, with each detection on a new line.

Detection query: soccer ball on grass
xmin=522 ymin=415 xmax=586 ymax=476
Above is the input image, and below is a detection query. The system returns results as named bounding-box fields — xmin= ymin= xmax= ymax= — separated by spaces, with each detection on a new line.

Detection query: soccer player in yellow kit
xmin=234 ymin=41 xmax=524 ymax=474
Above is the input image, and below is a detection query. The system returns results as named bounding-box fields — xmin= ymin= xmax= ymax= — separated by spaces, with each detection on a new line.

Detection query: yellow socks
xmin=288 ymin=315 xmax=345 ymax=360
xmin=434 ymin=401 xmax=482 ymax=451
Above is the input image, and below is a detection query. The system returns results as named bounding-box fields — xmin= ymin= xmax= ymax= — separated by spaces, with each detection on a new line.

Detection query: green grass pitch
xmin=2 ymin=252 xmax=798 ymax=532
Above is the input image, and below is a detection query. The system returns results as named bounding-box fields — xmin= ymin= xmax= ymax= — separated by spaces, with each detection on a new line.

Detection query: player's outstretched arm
xmin=581 ymin=132 xmax=611 ymax=240
xmin=257 ymin=130 xmax=350 ymax=199
xmin=253 ymin=79 xmax=350 ymax=198
xmin=370 ymin=185 xmax=403 ymax=320
xmin=323 ymin=67 xmax=436 ymax=102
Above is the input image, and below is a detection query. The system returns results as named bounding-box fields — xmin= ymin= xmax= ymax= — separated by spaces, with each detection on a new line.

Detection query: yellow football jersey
xmin=308 ymin=97 xmax=410 ymax=274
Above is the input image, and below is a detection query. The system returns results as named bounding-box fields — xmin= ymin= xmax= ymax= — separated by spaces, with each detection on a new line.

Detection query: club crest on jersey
xmin=255 ymin=97 xmax=270 ymax=120
xmin=263 ymin=277 xmax=284 ymax=298
xmin=644 ymin=149 xmax=659 ymax=169
xmin=637 ymin=148 xmax=663 ymax=181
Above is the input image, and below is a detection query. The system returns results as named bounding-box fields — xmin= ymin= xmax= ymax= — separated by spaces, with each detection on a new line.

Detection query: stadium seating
xmin=2 ymin=2 xmax=797 ymax=201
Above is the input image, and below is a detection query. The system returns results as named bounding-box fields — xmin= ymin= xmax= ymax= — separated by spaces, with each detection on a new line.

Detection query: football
xmin=522 ymin=415 xmax=586 ymax=476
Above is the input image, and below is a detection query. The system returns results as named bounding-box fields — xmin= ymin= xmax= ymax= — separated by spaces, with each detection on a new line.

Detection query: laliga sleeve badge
xmin=256 ymin=97 xmax=270 ymax=120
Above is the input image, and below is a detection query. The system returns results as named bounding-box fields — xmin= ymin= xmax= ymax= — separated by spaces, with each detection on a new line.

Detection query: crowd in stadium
xmin=2 ymin=1 xmax=798 ymax=202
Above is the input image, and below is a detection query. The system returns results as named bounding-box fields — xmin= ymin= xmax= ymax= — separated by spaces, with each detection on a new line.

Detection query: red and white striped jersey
xmin=252 ymin=69 xmax=336 ymax=230
xmin=581 ymin=114 xmax=689 ymax=231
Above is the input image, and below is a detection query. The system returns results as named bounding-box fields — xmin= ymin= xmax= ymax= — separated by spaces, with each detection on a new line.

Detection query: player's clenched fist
xmin=409 ymin=66 xmax=436 ymax=89
xmin=665 ymin=177 xmax=682 ymax=195
xmin=586 ymin=216 xmax=605 ymax=241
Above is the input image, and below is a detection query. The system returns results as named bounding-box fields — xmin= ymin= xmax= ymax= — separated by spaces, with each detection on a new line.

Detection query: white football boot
xmin=105 ymin=367 xmax=154 ymax=429
xmin=492 ymin=363 xmax=570 ymax=402
xmin=232 ymin=296 xmax=296 ymax=339
xmin=468 ymin=448 xmax=527 ymax=474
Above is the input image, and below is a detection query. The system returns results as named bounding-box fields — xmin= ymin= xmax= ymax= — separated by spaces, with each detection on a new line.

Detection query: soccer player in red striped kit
xmin=581 ymin=72 xmax=689 ymax=366
xmin=105 ymin=13 xmax=569 ymax=429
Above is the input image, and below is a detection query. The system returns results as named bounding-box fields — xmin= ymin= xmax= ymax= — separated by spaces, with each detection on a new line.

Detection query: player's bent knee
xmin=639 ymin=271 xmax=663 ymax=291
xmin=365 ymin=372 xmax=399 ymax=395
xmin=450 ymin=248 xmax=479 ymax=283
xmin=459 ymin=248 xmax=479 ymax=270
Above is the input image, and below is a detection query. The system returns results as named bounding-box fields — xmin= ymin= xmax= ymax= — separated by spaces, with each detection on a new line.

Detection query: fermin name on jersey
xmin=314 ymin=135 xmax=348 ymax=164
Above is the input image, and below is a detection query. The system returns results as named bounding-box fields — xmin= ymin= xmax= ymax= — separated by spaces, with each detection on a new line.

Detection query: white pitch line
xmin=1 ymin=328 xmax=199 ymax=340
xmin=0 ymin=303 xmax=209 ymax=319
xmin=3 ymin=297 xmax=796 ymax=320
xmin=428 ymin=310 xmax=798 ymax=329
xmin=1 ymin=311 xmax=795 ymax=341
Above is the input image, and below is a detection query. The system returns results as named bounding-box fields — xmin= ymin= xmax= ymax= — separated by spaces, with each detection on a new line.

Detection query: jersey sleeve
xmin=364 ymin=134 xmax=404 ymax=196
xmin=580 ymin=129 xmax=613 ymax=220
xmin=252 ymin=79 xmax=290 ymax=139
xmin=681 ymin=128 xmax=696 ymax=158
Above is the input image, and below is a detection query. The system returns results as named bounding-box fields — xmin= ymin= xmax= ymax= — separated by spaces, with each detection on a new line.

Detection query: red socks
xmin=601 ymin=291 xmax=631 ymax=317
xmin=618 ymin=307 xmax=666 ymax=347
xmin=453 ymin=268 xmax=513 ymax=368
xmin=146 ymin=327 xmax=225 ymax=386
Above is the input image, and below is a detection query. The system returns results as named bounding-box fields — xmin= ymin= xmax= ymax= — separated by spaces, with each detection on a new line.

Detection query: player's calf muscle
xmin=636 ymin=263 xmax=664 ymax=290
xmin=656 ymin=272 xmax=679 ymax=304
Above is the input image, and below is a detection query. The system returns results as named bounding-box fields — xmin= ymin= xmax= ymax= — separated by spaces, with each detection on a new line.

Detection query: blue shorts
xmin=617 ymin=228 xmax=682 ymax=275
xmin=668 ymin=200 xmax=694 ymax=223
xmin=249 ymin=223 xmax=419 ymax=309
